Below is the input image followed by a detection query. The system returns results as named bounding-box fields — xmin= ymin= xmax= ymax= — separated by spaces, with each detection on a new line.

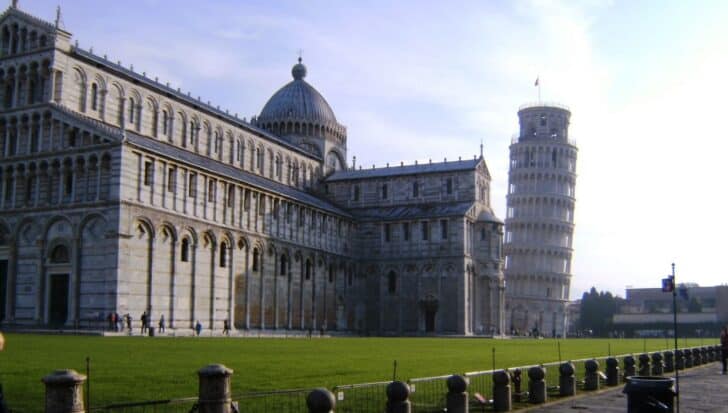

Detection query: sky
xmin=18 ymin=0 xmax=728 ymax=299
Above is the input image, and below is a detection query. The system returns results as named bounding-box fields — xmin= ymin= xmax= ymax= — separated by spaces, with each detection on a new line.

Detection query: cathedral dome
xmin=258 ymin=58 xmax=338 ymax=126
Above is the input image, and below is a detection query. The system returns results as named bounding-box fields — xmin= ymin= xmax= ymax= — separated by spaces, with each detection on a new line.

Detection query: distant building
xmin=612 ymin=285 xmax=728 ymax=337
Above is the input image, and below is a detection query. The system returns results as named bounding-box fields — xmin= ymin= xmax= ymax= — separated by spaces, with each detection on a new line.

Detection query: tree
xmin=578 ymin=287 xmax=624 ymax=337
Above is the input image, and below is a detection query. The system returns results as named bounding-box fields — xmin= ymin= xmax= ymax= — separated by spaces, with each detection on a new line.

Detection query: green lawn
xmin=0 ymin=334 xmax=715 ymax=412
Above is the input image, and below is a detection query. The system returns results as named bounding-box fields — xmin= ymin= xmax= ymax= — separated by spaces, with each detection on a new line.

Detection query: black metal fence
xmin=86 ymin=345 xmax=714 ymax=412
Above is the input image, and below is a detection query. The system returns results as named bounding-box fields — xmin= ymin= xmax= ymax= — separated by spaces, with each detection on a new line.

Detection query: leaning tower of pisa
xmin=504 ymin=103 xmax=578 ymax=337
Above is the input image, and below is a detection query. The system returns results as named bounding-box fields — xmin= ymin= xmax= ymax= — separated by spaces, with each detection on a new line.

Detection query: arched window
xmin=227 ymin=185 xmax=235 ymax=207
xmin=280 ymin=254 xmax=287 ymax=276
xmin=91 ymin=83 xmax=98 ymax=111
xmin=387 ymin=271 xmax=397 ymax=294
xmin=236 ymin=140 xmax=242 ymax=162
xmin=275 ymin=156 xmax=282 ymax=179
xmin=214 ymin=131 xmax=220 ymax=154
xmin=219 ymin=243 xmax=227 ymax=268
xmin=252 ymin=248 xmax=260 ymax=271
xmin=50 ymin=245 xmax=70 ymax=263
xmin=181 ymin=238 xmax=190 ymax=262
xmin=189 ymin=121 xmax=195 ymax=146
xmin=305 ymin=259 xmax=312 ymax=280
xmin=128 ymin=97 xmax=135 ymax=123
xmin=162 ymin=110 xmax=169 ymax=136
xmin=207 ymin=179 xmax=215 ymax=202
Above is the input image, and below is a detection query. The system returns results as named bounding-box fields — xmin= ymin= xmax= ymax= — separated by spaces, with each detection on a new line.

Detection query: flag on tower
xmin=534 ymin=77 xmax=539 ymax=87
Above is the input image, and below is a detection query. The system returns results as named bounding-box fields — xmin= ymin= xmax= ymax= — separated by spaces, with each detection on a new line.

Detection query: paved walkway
xmin=526 ymin=363 xmax=728 ymax=412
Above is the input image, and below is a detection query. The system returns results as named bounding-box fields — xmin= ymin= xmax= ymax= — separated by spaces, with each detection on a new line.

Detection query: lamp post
xmin=664 ymin=263 xmax=679 ymax=413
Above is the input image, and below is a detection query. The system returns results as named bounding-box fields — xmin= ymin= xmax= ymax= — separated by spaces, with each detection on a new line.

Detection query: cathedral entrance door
xmin=49 ymin=273 xmax=69 ymax=327
xmin=0 ymin=260 xmax=7 ymax=321
xmin=425 ymin=308 xmax=436 ymax=333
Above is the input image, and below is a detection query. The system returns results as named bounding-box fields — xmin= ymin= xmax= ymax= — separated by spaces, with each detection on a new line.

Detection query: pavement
xmin=525 ymin=363 xmax=728 ymax=412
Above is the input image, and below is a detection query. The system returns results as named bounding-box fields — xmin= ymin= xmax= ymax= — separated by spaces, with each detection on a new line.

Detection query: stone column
xmin=527 ymin=366 xmax=546 ymax=404
xmin=42 ymin=369 xmax=86 ymax=413
xmin=559 ymin=362 xmax=575 ymax=396
xmin=692 ymin=348 xmax=702 ymax=366
xmin=583 ymin=360 xmax=599 ymax=391
xmin=638 ymin=353 xmax=650 ymax=376
xmin=651 ymin=352 xmax=664 ymax=376
xmin=446 ymin=375 xmax=468 ymax=413
xmin=306 ymin=388 xmax=335 ymax=413
xmin=386 ymin=381 xmax=411 ymax=413
xmin=198 ymin=364 xmax=233 ymax=413
xmin=492 ymin=370 xmax=511 ymax=412
xmin=605 ymin=357 xmax=619 ymax=386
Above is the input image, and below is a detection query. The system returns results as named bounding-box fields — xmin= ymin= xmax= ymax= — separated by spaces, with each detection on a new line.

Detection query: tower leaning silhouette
xmin=504 ymin=103 xmax=578 ymax=337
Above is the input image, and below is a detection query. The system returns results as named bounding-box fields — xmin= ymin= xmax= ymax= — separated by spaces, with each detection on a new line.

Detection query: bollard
xmin=623 ymin=355 xmax=636 ymax=378
xmin=307 ymin=388 xmax=335 ymax=413
xmin=446 ymin=375 xmax=468 ymax=413
xmin=198 ymin=364 xmax=233 ymax=413
xmin=623 ymin=376 xmax=675 ymax=413
xmin=707 ymin=346 xmax=715 ymax=362
xmin=606 ymin=357 xmax=620 ymax=386
xmin=559 ymin=362 xmax=576 ymax=396
xmin=684 ymin=348 xmax=693 ymax=368
xmin=386 ymin=381 xmax=411 ymax=413
xmin=638 ymin=353 xmax=650 ymax=376
xmin=692 ymin=348 xmax=702 ymax=366
xmin=651 ymin=352 xmax=664 ymax=376
xmin=663 ymin=351 xmax=674 ymax=373
xmin=492 ymin=370 xmax=511 ymax=412
xmin=511 ymin=369 xmax=522 ymax=403
xmin=584 ymin=359 xmax=600 ymax=391
xmin=527 ymin=366 xmax=547 ymax=404
xmin=701 ymin=347 xmax=709 ymax=364
xmin=42 ymin=370 xmax=86 ymax=413
xmin=675 ymin=350 xmax=684 ymax=370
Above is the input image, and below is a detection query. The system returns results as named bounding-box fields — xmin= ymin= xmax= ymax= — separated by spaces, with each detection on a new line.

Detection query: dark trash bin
xmin=148 ymin=327 xmax=155 ymax=337
xmin=623 ymin=376 xmax=675 ymax=413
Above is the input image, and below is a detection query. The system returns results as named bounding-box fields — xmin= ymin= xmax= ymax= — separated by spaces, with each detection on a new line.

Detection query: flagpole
xmin=672 ymin=262 xmax=679 ymax=413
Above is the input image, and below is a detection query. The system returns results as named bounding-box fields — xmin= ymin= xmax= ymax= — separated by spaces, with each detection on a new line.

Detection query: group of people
xmin=106 ymin=311 xmax=234 ymax=337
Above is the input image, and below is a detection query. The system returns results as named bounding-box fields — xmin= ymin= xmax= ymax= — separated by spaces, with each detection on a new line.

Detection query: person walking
xmin=126 ymin=314 xmax=132 ymax=332
xmin=140 ymin=311 xmax=147 ymax=335
xmin=721 ymin=325 xmax=728 ymax=375
xmin=158 ymin=315 xmax=165 ymax=333
xmin=195 ymin=320 xmax=202 ymax=336
xmin=222 ymin=319 xmax=230 ymax=336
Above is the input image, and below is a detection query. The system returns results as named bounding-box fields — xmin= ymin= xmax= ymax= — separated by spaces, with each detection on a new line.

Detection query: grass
xmin=0 ymin=334 xmax=715 ymax=412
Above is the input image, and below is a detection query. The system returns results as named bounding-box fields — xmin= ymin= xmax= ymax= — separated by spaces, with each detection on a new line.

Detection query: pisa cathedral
xmin=0 ymin=3 xmax=519 ymax=336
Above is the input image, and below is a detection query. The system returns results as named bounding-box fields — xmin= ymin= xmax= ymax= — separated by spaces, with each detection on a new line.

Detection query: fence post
xmin=684 ymin=348 xmax=693 ymax=368
xmin=386 ymin=381 xmax=410 ymax=413
xmin=558 ymin=362 xmax=575 ymax=396
xmin=307 ymin=388 xmax=335 ymax=413
xmin=527 ymin=366 xmax=546 ymax=404
xmin=198 ymin=364 xmax=233 ymax=413
xmin=446 ymin=375 xmax=468 ymax=413
xmin=638 ymin=354 xmax=650 ymax=376
xmin=623 ymin=355 xmax=636 ymax=379
xmin=651 ymin=353 xmax=664 ymax=376
xmin=675 ymin=350 xmax=684 ymax=370
xmin=42 ymin=369 xmax=86 ymax=413
xmin=492 ymin=370 xmax=511 ymax=412
xmin=605 ymin=357 xmax=619 ymax=386
xmin=511 ymin=369 xmax=522 ymax=403
xmin=584 ymin=360 xmax=600 ymax=391
xmin=663 ymin=351 xmax=674 ymax=373
xmin=693 ymin=348 xmax=702 ymax=365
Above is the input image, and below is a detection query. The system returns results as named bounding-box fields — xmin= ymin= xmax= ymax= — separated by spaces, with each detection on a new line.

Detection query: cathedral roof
xmin=258 ymin=59 xmax=338 ymax=125
xmin=123 ymin=131 xmax=350 ymax=217
xmin=326 ymin=158 xmax=482 ymax=182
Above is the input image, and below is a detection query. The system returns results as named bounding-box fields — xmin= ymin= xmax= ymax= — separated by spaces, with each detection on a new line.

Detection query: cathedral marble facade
xmin=0 ymin=4 xmax=507 ymax=336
